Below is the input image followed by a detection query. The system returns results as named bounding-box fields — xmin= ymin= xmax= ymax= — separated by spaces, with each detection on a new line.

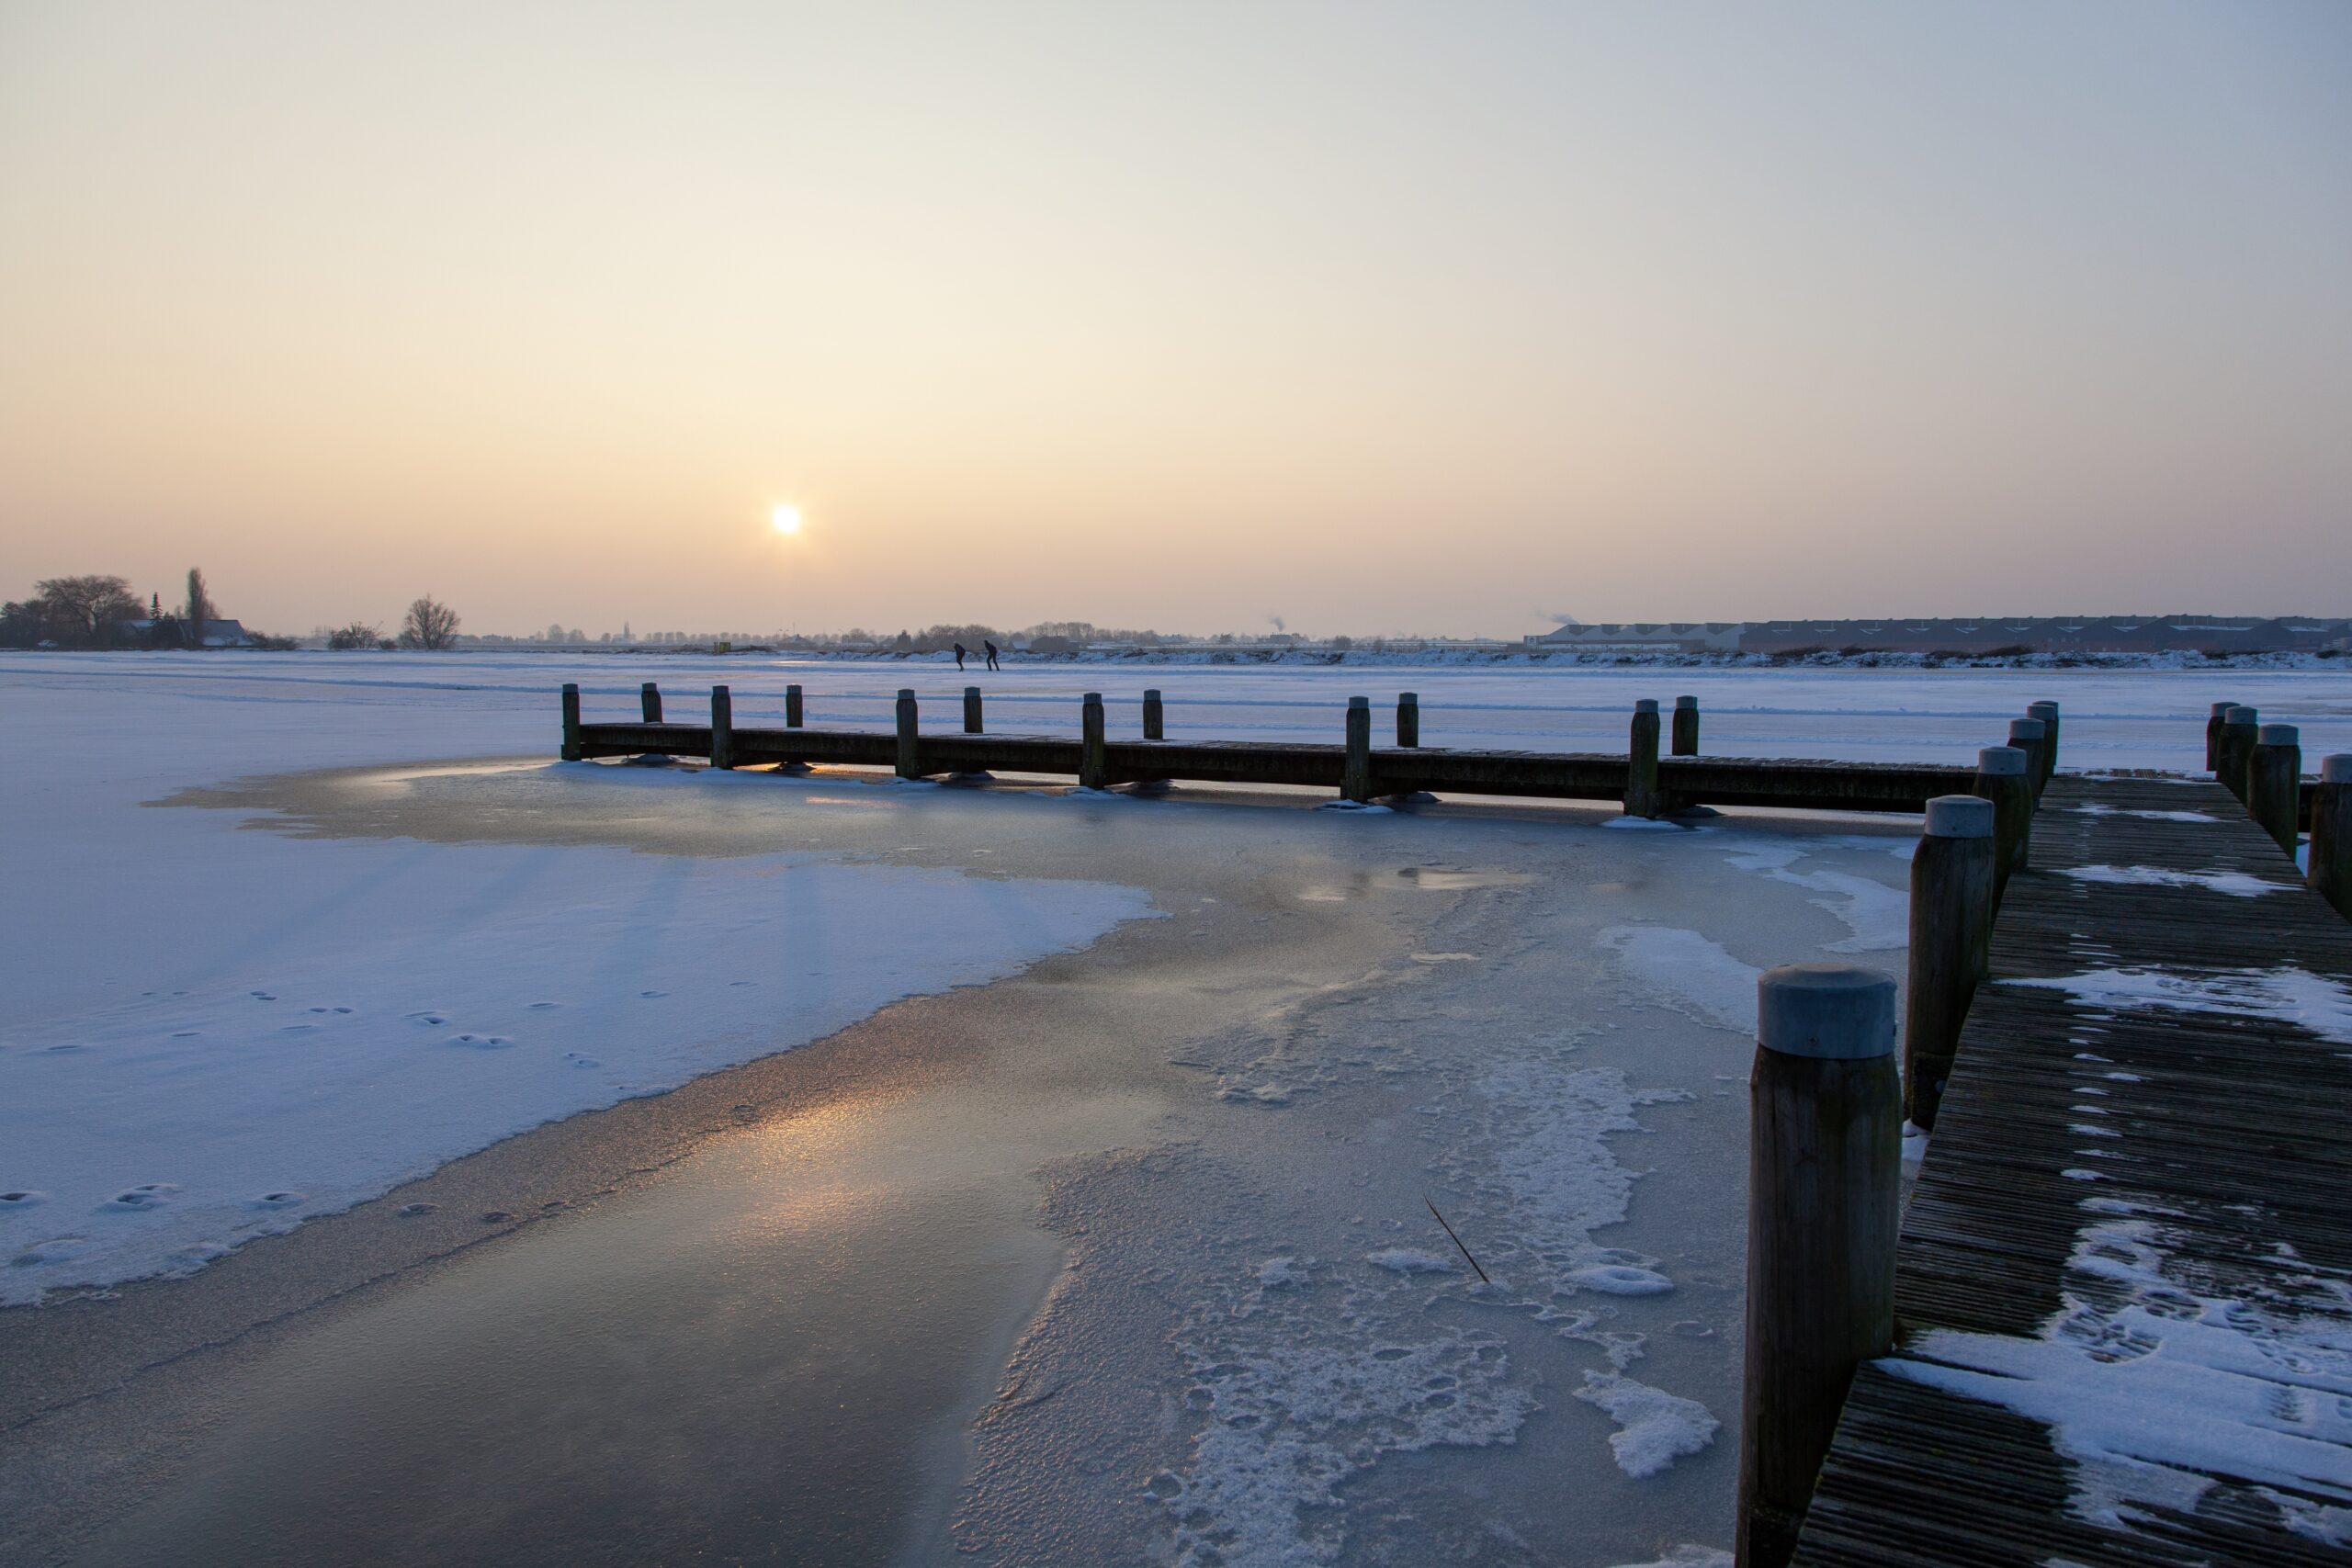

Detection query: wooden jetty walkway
xmin=1792 ymin=770 xmax=2352 ymax=1566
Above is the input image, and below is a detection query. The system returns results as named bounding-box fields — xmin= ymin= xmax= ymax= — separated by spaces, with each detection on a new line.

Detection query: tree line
xmin=0 ymin=571 xmax=460 ymax=651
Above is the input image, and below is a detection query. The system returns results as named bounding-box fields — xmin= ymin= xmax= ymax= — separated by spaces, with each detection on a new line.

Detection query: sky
xmin=1 ymin=1 xmax=2346 ymax=639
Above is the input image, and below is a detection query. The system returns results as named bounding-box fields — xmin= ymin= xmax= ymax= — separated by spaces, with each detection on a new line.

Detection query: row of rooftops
xmin=1527 ymin=616 xmax=2352 ymax=653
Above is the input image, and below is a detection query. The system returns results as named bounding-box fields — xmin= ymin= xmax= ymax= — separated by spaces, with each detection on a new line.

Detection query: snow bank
xmin=2056 ymin=864 xmax=2286 ymax=897
xmin=1575 ymin=1371 xmax=1722 ymax=1479
xmin=2006 ymin=967 xmax=2352 ymax=1044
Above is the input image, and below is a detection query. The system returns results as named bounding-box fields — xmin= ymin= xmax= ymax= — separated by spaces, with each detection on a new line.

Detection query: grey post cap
xmin=1348 ymin=694 xmax=1369 ymax=709
xmin=1675 ymin=694 xmax=1698 ymax=708
xmin=2324 ymin=754 xmax=2352 ymax=784
xmin=896 ymin=688 xmax=913 ymax=699
xmin=1924 ymin=795 xmax=1996 ymax=838
xmin=2211 ymin=701 xmax=2237 ymax=717
xmin=1977 ymin=746 xmax=2028 ymax=775
xmin=1083 ymin=692 xmax=1102 ymax=703
xmin=2226 ymin=705 xmax=2258 ymax=724
xmin=2008 ymin=717 xmax=2045 ymax=740
xmin=966 ymin=685 xmax=980 ymax=696
xmin=1145 ymin=688 xmax=1161 ymax=698
xmin=2258 ymin=724 xmax=2299 ymax=746
xmin=1757 ymin=964 xmax=1898 ymax=1060
xmin=2030 ymin=700 xmax=2060 ymax=714
xmin=1399 ymin=691 xmax=1418 ymax=701
xmin=1635 ymin=698 xmax=1660 ymax=714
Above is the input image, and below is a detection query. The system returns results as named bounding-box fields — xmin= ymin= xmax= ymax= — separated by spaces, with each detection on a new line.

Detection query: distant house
xmin=1525 ymin=622 xmax=1744 ymax=652
xmin=119 ymin=618 xmax=257 ymax=649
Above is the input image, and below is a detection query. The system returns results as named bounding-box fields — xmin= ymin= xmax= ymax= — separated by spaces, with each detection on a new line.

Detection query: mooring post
xmin=2028 ymin=701 xmax=2060 ymax=785
xmin=2007 ymin=717 xmax=2047 ymax=805
xmin=641 ymin=682 xmax=662 ymax=723
xmin=2219 ymin=705 xmax=2259 ymax=800
xmin=1080 ymin=693 xmax=1107 ymax=789
xmin=2312 ymin=755 xmax=2351 ymax=920
xmin=894 ymin=688 xmax=920 ymax=779
xmin=2206 ymin=701 xmax=2233 ymax=773
xmin=1342 ymin=696 xmax=1374 ymax=804
xmin=710 ymin=685 xmax=734 ymax=771
xmin=1737 ymin=964 xmax=1900 ymax=1568
xmin=2248 ymin=724 xmax=2302 ymax=858
xmin=1671 ymin=694 xmax=1700 ymax=757
xmin=1143 ymin=688 xmax=1164 ymax=741
xmin=1905 ymin=795 xmax=1996 ymax=1130
xmin=1625 ymin=699 xmax=1663 ymax=818
xmin=964 ymin=685 xmax=983 ymax=735
xmin=1972 ymin=746 xmax=2031 ymax=900
xmin=1396 ymin=692 xmax=1419 ymax=749
xmin=560 ymin=682 xmax=582 ymax=761
xmin=786 ymin=683 xmax=804 ymax=728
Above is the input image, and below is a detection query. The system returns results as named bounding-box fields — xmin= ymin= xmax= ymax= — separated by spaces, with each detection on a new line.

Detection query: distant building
xmin=1527 ymin=616 xmax=2350 ymax=655
xmin=119 ymin=618 xmax=257 ymax=649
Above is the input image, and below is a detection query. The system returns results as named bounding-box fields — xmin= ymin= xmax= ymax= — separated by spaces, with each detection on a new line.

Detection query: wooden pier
xmin=1792 ymin=772 xmax=2352 ymax=1566
xmin=560 ymin=683 xmax=1973 ymax=816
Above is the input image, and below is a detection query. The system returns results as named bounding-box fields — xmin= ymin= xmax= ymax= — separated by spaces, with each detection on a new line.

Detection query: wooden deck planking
xmin=1794 ymin=773 xmax=2352 ymax=1566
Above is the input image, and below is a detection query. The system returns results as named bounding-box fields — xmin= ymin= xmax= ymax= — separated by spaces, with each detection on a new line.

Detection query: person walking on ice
xmin=954 ymin=642 xmax=968 ymax=671
xmin=983 ymin=639 xmax=1000 ymax=671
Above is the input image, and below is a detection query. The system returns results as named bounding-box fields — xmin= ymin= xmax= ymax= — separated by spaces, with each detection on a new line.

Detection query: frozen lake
xmin=2 ymin=652 xmax=2344 ymax=1565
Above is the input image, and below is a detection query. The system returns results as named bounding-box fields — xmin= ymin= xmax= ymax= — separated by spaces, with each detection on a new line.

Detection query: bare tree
xmin=186 ymin=568 xmax=214 ymax=648
xmin=401 ymin=595 xmax=460 ymax=650
xmin=326 ymin=621 xmax=383 ymax=650
xmin=34 ymin=575 xmax=143 ymax=646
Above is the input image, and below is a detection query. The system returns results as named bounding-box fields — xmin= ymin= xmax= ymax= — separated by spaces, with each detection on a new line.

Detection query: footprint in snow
xmin=397 ymin=1202 xmax=438 ymax=1217
xmin=639 ymin=990 xmax=668 ymax=999
xmin=406 ymin=1011 xmax=449 ymax=1027
xmin=11 ymin=1237 xmax=87 ymax=1267
xmin=446 ymin=1033 xmax=515 ymax=1049
xmin=563 ymin=1053 xmax=600 ymax=1068
xmin=170 ymin=1031 xmax=201 ymax=1038
xmin=0 ymin=1190 xmax=49 ymax=1207
xmin=249 ymin=1191 xmax=305 ymax=1209
xmin=526 ymin=1001 xmax=560 ymax=1011
xmin=250 ymin=991 xmax=277 ymax=1001
xmin=102 ymin=1183 xmax=181 ymax=1213
xmin=307 ymin=1006 xmax=355 ymax=1015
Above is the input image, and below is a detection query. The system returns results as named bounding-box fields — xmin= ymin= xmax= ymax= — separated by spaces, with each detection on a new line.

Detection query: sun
xmin=771 ymin=503 xmax=803 ymax=535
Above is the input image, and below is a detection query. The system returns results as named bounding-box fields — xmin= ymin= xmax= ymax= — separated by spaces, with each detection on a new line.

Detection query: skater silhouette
xmin=983 ymin=639 xmax=1000 ymax=671
xmin=954 ymin=642 xmax=967 ymax=671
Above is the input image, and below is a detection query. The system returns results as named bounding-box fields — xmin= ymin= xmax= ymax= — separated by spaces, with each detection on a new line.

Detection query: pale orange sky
xmin=2 ymin=1 xmax=2346 ymax=638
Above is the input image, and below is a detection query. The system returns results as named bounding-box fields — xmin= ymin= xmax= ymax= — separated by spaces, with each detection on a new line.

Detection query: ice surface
xmin=2056 ymin=864 xmax=2286 ymax=897
xmin=1600 ymin=926 xmax=1759 ymax=1033
xmin=1574 ymin=1371 xmax=1721 ymax=1479
xmin=1601 ymin=1551 xmax=1733 ymax=1568
xmin=2006 ymin=966 xmax=2352 ymax=1044
xmin=0 ymin=669 xmax=1151 ymax=1301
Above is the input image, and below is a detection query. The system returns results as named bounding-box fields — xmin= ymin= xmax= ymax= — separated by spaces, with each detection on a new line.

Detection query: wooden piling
xmin=2027 ymin=701 xmax=2059 ymax=785
xmin=1080 ymin=694 xmax=1108 ymax=790
xmin=1144 ymin=688 xmax=1164 ymax=741
xmin=1905 ymin=796 xmax=1996 ymax=1130
xmin=1396 ymin=692 xmax=1419 ymax=749
xmin=894 ymin=688 xmax=920 ymax=779
xmin=2312 ymin=755 xmax=2351 ymax=920
xmin=1738 ymin=964 xmax=1900 ymax=1568
xmin=2007 ymin=718 xmax=2047 ymax=805
xmin=786 ymin=683 xmax=804 ymax=728
xmin=640 ymin=682 xmax=662 ymax=723
xmin=2206 ymin=701 xmax=2233 ymax=773
xmin=1625 ymin=700 xmax=1663 ymax=818
xmin=964 ymin=685 xmax=983 ymax=735
xmin=2219 ymin=706 xmax=2258 ymax=800
xmin=1342 ymin=696 xmax=1374 ymax=804
xmin=710 ymin=686 xmax=734 ymax=771
xmin=1972 ymin=746 xmax=2031 ymax=899
xmin=560 ymin=683 xmax=582 ymax=761
xmin=1672 ymin=694 xmax=1700 ymax=757
xmin=2248 ymin=724 xmax=2301 ymax=857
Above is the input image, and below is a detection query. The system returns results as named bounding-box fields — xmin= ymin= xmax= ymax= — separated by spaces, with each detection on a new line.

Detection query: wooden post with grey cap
xmin=560 ymin=682 xmax=582 ymax=761
xmin=640 ymin=682 xmax=662 ymax=723
xmin=2248 ymin=724 xmax=2301 ymax=858
xmin=2028 ymin=700 xmax=2059 ymax=785
xmin=2206 ymin=701 xmax=2233 ymax=773
xmin=1905 ymin=795 xmax=1996 ymax=1130
xmin=2007 ymin=717 xmax=2047 ymax=805
xmin=1625 ymin=699 xmax=1664 ymax=818
xmin=1341 ymin=696 xmax=1374 ymax=804
xmin=1080 ymin=693 xmax=1107 ymax=790
xmin=785 ymin=683 xmax=804 ymax=728
xmin=894 ymin=688 xmax=919 ymax=779
xmin=1737 ymin=963 xmax=1900 ymax=1568
xmin=963 ymin=685 xmax=983 ymax=735
xmin=1973 ymin=746 xmax=2031 ymax=902
xmin=2312 ymin=754 xmax=2352 ymax=921
xmin=2219 ymin=705 xmax=2259 ymax=802
xmin=709 ymin=685 xmax=734 ymax=771
xmin=1396 ymin=692 xmax=1419 ymax=749
xmin=1143 ymin=688 xmax=1164 ymax=741
xmin=1672 ymin=694 xmax=1700 ymax=756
